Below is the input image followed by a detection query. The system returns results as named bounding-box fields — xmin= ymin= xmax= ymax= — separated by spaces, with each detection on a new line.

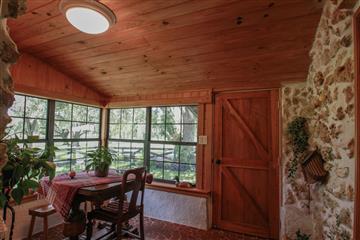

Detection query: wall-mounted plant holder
xmin=301 ymin=149 xmax=328 ymax=184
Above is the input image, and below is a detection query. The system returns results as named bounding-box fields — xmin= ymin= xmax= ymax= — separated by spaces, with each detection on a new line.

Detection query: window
xmin=54 ymin=101 xmax=101 ymax=173
xmin=7 ymin=94 xmax=48 ymax=149
xmin=108 ymin=108 xmax=146 ymax=170
xmin=7 ymin=94 xmax=102 ymax=174
xmin=108 ymin=106 xmax=198 ymax=184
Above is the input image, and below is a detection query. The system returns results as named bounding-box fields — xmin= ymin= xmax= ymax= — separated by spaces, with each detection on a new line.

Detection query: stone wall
xmin=281 ymin=0 xmax=359 ymax=239
xmin=0 ymin=0 xmax=25 ymax=169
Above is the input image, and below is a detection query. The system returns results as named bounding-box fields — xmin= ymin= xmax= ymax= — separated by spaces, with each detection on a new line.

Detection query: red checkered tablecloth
xmin=40 ymin=171 xmax=123 ymax=218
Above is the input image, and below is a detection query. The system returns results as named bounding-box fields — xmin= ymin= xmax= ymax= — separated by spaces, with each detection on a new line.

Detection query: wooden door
xmin=213 ymin=90 xmax=279 ymax=239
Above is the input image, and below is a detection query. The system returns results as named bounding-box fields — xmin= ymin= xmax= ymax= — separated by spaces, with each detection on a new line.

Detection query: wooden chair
xmin=86 ymin=167 xmax=146 ymax=240
xmin=28 ymin=204 xmax=56 ymax=240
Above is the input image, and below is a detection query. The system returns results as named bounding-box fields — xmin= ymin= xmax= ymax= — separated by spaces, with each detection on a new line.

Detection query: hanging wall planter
xmin=301 ymin=149 xmax=328 ymax=184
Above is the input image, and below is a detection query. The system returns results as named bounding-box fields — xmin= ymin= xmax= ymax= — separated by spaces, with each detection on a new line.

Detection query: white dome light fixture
xmin=60 ymin=0 xmax=116 ymax=34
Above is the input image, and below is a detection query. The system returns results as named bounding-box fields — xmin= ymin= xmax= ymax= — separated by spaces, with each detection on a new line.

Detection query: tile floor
xmin=30 ymin=217 xmax=270 ymax=240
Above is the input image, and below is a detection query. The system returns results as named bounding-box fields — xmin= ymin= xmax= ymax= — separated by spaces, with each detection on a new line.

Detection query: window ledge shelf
xmin=145 ymin=182 xmax=210 ymax=198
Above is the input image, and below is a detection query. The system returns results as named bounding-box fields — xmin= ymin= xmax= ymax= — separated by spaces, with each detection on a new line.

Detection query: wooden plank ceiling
xmin=8 ymin=0 xmax=323 ymax=98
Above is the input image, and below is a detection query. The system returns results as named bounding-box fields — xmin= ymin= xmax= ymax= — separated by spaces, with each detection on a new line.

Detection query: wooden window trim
xmin=146 ymin=182 xmax=210 ymax=198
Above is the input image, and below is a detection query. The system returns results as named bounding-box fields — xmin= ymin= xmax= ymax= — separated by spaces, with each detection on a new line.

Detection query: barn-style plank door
xmin=213 ymin=90 xmax=279 ymax=239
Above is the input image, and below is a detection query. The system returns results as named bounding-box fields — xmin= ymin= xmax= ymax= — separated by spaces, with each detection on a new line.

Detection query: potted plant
xmin=86 ymin=146 xmax=116 ymax=177
xmin=1 ymin=138 xmax=57 ymax=205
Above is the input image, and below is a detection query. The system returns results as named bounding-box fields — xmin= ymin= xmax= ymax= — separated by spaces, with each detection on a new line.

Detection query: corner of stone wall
xmin=281 ymin=0 xmax=359 ymax=239
xmin=0 ymin=0 xmax=26 ymax=169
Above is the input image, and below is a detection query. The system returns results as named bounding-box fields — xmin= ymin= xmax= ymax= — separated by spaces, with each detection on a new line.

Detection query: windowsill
xmin=145 ymin=182 xmax=210 ymax=197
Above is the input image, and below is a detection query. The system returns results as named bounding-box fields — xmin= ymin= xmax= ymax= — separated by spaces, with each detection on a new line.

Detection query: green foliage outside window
xmin=108 ymin=106 xmax=198 ymax=184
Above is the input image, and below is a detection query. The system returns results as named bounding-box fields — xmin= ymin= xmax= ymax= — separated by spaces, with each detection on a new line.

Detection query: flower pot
xmin=95 ymin=166 xmax=109 ymax=177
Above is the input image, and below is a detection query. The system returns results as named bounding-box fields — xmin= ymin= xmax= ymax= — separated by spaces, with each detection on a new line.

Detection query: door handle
xmin=215 ymin=159 xmax=221 ymax=165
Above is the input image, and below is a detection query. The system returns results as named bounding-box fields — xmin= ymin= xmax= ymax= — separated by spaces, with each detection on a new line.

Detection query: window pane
xmin=151 ymin=124 xmax=165 ymax=141
xmin=164 ymin=144 xmax=179 ymax=163
xmin=72 ymin=105 xmax=87 ymax=122
xmin=166 ymin=107 xmax=181 ymax=124
xmin=55 ymin=161 xmax=70 ymax=174
xmin=180 ymin=146 xmax=196 ymax=164
xmin=71 ymin=141 xmax=86 ymax=171
xmin=6 ymin=117 xmax=23 ymax=139
xmin=150 ymin=161 xmax=163 ymax=179
xmin=71 ymin=122 xmax=88 ymax=139
xmin=88 ymin=107 xmax=100 ymax=123
xmin=165 ymin=124 xmax=181 ymax=141
xmin=109 ymin=109 xmax=121 ymax=123
xmin=87 ymin=141 xmax=99 ymax=152
xmin=150 ymin=144 xmax=163 ymax=161
xmin=24 ymin=118 xmax=47 ymax=139
xmin=54 ymin=121 xmax=71 ymax=139
xmin=71 ymin=141 xmax=86 ymax=160
xmin=133 ymin=124 xmax=145 ymax=140
xmin=134 ymin=108 xmax=146 ymax=124
xmin=121 ymin=109 xmax=133 ymax=123
xmin=182 ymin=106 xmax=198 ymax=123
xmin=120 ymin=124 xmax=132 ymax=139
xmin=131 ymin=142 xmax=144 ymax=160
xmin=180 ymin=164 xmax=196 ymax=184
xmin=182 ymin=124 xmax=197 ymax=143
xmin=164 ymin=162 xmax=179 ymax=181
xmin=25 ymin=97 xmax=47 ymax=119
xmin=109 ymin=124 xmax=120 ymax=139
xmin=151 ymin=107 xmax=165 ymax=124
xmin=119 ymin=141 xmax=131 ymax=162
xmin=55 ymin=102 xmax=72 ymax=120
xmin=86 ymin=123 xmax=99 ymax=139
xmin=27 ymin=142 xmax=46 ymax=149
xmin=54 ymin=142 xmax=71 ymax=162
xmin=9 ymin=95 xmax=25 ymax=117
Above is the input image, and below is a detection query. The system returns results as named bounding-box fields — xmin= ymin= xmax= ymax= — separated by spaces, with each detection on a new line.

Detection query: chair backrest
xmin=118 ymin=167 xmax=146 ymax=215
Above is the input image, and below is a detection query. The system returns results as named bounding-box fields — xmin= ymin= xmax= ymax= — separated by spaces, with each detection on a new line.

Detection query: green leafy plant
xmin=85 ymin=146 xmax=117 ymax=176
xmin=1 ymin=138 xmax=56 ymax=205
xmin=287 ymin=117 xmax=309 ymax=179
xmin=296 ymin=230 xmax=311 ymax=240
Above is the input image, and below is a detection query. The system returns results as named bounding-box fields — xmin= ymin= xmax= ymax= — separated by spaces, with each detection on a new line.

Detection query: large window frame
xmin=107 ymin=105 xmax=198 ymax=184
xmin=52 ymin=100 xmax=102 ymax=173
xmin=7 ymin=93 xmax=102 ymax=173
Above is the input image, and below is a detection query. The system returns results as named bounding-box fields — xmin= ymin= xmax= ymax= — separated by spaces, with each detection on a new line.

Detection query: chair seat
xmin=91 ymin=201 xmax=141 ymax=222
xmin=29 ymin=204 xmax=56 ymax=217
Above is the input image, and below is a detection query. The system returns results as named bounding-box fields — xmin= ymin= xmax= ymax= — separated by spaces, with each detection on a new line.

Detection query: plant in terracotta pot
xmin=85 ymin=146 xmax=116 ymax=177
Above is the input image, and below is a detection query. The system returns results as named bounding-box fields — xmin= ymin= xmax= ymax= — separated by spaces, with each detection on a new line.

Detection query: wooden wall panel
xmin=10 ymin=53 xmax=107 ymax=106
xmin=107 ymin=89 xmax=212 ymax=107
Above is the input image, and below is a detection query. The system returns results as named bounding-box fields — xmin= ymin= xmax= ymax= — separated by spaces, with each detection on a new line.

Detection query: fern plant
xmin=287 ymin=117 xmax=309 ymax=179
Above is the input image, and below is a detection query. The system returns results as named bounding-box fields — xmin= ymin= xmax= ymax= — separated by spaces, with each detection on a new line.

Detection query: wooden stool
xmin=28 ymin=204 xmax=56 ymax=240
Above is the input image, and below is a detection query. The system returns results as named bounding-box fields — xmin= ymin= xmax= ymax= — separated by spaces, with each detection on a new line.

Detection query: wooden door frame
xmin=354 ymin=6 xmax=360 ymax=240
xmin=211 ymin=89 xmax=280 ymax=239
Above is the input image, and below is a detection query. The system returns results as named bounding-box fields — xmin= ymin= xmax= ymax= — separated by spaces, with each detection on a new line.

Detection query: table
xmin=41 ymin=171 xmax=124 ymax=240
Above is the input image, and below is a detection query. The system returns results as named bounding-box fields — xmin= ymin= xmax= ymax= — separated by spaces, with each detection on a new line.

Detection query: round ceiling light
xmin=59 ymin=0 xmax=116 ymax=34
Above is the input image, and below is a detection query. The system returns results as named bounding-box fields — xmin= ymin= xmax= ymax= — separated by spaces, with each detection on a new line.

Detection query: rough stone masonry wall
xmin=0 ymin=0 xmax=25 ymax=169
xmin=281 ymin=0 xmax=359 ymax=239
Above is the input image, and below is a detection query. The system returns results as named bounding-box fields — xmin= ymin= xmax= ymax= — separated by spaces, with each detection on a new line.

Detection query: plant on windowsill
xmin=85 ymin=146 xmax=117 ymax=177
xmin=1 ymin=137 xmax=57 ymax=205
xmin=286 ymin=117 xmax=309 ymax=180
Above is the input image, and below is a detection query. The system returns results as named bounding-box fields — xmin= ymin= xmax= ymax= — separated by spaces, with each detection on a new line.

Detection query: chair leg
xmin=116 ymin=222 xmax=122 ymax=240
xmin=86 ymin=214 xmax=93 ymax=240
xmin=139 ymin=212 xmax=144 ymax=240
xmin=28 ymin=215 xmax=36 ymax=240
xmin=43 ymin=216 xmax=48 ymax=240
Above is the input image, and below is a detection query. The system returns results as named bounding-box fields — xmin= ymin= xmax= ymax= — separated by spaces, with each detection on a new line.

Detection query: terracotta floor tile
xmin=29 ymin=217 xmax=271 ymax=240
